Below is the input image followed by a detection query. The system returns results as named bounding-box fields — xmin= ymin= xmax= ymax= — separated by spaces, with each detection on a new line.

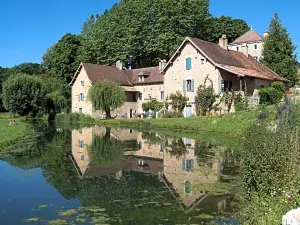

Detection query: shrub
xmin=168 ymin=91 xmax=188 ymax=113
xmin=55 ymin=113 xmax=95 ymax=125
xmin=195 ymin=75 xmax=218 ymax=116
xmin=259 ymin=87 xmax=283 ymax=105
xmin=234 ymin=93 xmax=248 ymax=111
xmin=163 ymin=111 xmax=183 ymax=118
xmin=271 ymin=81 xmax=285 ymax=93
xmin=142 ymin=100 xmax=163 ymax=112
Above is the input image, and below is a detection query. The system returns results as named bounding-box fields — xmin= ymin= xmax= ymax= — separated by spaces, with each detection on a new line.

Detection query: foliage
xmin=195 ymin=75 xmax=218 ymax=116
xmin=261 ymin=13 xmax=298 ymax=86
xmin=88 ymin=81 xmax=125 ymax=119
xmin=80 ymin=0 xmax=210 ymax=67
xmin=221 ymin=91 xmax=234 ymax=113
xmin=234 ymin=93 xmax=248 ymax=111
xmin=163 ymin=111 xmax=184 ymax=118
xmin=141 ymin=132 xmax=163 ymax=145
xmin=12 ymin=63 xmax=44 ymax=75
xmin=168 ymin=91 xmax=188 ymax=113
xmin=271 ymin=81 xmax=285 ymax=93
xmin=259 ymin=87 xmax=283 ymax=105
xmin=2 ymin=74 xmax=45 ymax=116
xmin=42 ymin=33 xmax=82 ymax=83
xmin=166 ymin=138 xmax=187 ymax=158
xmin=55 ymin=113 xmax=95 ymax=125
xmin=205 ymin=16 xmax=250 ymax=43
xmin=142 ymin=100 xmax=163 ymax=112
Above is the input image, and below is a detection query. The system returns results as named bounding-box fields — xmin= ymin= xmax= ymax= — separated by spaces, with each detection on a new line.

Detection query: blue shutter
xmin=182 ymin=159 xmax=186 ymax=171
xmin=183 ymin=80 xmax=187 ymax=93
xmin=186 ymin=57 xmax=192 ymax=70
xmin=221 ymin=80 xmax=225 ymax=93
xmin=191 ymin=79 xmax=195 ymax=92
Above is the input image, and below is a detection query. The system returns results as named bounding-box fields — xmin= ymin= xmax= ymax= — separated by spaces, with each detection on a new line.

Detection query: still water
xmin=0 ymin=125 xmax=240 ymax=225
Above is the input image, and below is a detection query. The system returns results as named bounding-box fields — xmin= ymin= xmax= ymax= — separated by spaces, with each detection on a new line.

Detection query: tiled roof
xmin=188 ymin=37 xmax=288 ymax=82
xmin=230 ymin=29 xmax=263 ymax=45
xmin=72 ymin=63 xmax=163 ymax=86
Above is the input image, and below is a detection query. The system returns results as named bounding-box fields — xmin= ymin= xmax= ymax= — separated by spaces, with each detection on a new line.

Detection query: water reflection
xmin=0 ymin=124 xmax=240 ymax=224
xmin=71 ymin=126 xmax=237 ymax=215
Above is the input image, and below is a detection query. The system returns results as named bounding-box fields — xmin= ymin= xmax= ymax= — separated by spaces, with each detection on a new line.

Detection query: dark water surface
xmin=0 ymin=124 xmax=241 ymax=225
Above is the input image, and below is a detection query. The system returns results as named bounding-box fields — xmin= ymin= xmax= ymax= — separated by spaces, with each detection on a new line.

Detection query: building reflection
xmin=71 ymin=126 xmax=231 ymax=213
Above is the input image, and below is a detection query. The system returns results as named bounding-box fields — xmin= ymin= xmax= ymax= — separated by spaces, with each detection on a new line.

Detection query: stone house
xmin=228 ymin=29 xmax=269 ymax=60
xmin=70 ymin=61 xmax=164 ymax=118
xmin=161 ymin=35 xmax=287 ymax=117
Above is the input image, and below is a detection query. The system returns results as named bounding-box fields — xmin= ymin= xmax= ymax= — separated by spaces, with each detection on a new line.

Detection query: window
xmin=160 ymin=91 xmax=164 ymax=100
xmin=160 ymin=144 xmax=164 ymax=152
xmin=138 ymin=93 xmax=143 ymax=100
xmin=79 ymin=108 xmax=83 ymax=113
xmin=78 ymin=140 xmax=84 ymax=148
xmin=221 ymin=80 xmax=233 ymax=92
xmin=139 ymin=76 xmax=145 ymax=82
xmin=254 ymin=44 xmax=257 ymax=49
xmin=79 ymin=128 xmax=82 ymax=134
xmin=184 ymin=181 xmax=192 ymax=194
xmin=186 ymin=57 xmax=192 ymax=70
xmin=201 ymin=58 xmax=205 ymax=65
xmin=186 ymin=79 xmax=194 ymax=92
xmin=236 ymin=47 xmax=239 ymax=51
xmin=185 ymin=138 xmax=192 ymax=146
xmin=182 ymin=159 xmax=194 ymax=171
xmin=81 ymin=81 xmax=84 ymax=86
xmin=80 ymin=155 xmax=85 ymax=161
xmin=79 ymin=93 xmax=84 ymax=101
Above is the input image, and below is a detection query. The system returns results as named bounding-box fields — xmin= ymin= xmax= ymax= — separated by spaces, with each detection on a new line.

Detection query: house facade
xmin=161 ymin=35 xmax=287 ymax=117
xmin=228 ymin=29 xmax=269 ymax=61
xmin=71 ymin=61 xmax=164 ymax=118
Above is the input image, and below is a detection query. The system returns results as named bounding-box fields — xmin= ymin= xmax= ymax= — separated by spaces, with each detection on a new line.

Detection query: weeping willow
xmin=88 ymin=81 xmax=125 ymax=119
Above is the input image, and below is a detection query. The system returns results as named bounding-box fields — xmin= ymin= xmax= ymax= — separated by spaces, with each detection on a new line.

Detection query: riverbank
xmin=0 ymin=115 xmax=29 ymax=149
xmin=94 ymin=106 xmax=276 ymax=137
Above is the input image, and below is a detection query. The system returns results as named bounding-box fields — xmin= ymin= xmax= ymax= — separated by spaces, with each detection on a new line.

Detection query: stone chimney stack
xmin=263 ymin=30 xmax=269 ymax=38
xmin=219 ymin=35 xmax=228 ymax=50
xmin=241 ymin=43 xmax=249 ymax=57
xmin=159 ymin=59 xmax=167 ymax=71
xmin=116 ymin=60 xmax=123 ymax=70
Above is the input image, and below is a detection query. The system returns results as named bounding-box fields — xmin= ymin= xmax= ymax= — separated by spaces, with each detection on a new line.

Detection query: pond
xmin=0 ymin=124 xmax=241 ymax=225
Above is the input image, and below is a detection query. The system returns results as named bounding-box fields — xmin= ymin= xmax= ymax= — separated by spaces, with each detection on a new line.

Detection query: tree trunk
xmin=105 ymin=108 xmax=111 ymax=119
xmin=105 ymin=127 xmax=111 ymax=139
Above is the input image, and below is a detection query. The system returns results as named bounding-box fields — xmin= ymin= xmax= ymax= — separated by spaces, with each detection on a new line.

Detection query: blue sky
xmin=0 ymin=0 xmax=298 ymax=68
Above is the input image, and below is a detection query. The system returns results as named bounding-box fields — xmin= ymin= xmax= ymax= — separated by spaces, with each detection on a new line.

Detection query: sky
xmin=0 ymin=0 xmax=299 ymax=68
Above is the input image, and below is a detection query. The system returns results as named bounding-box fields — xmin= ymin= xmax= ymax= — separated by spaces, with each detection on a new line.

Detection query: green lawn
xmin=0 ymin=116 xmax=28 ymax=149
xmin=96 ymin=106 xmax=276 ymax=137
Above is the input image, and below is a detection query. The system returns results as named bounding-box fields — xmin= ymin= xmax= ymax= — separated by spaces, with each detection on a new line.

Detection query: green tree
xmin=2 ymin=74 xmax=45 ymax=116
xmin=42 ymin=33 xmax=82 ymax=83
xmin=261 ymin=13 xmax=298 ymax=86
xmin=80 ymin=0 xmax=210 ymax=67
xmin=12 ymin=63 xmax=44 ymax=75
xmin=88 ymin=80 xmax=125 ymax=119
xmin=205 ymin=16 xmax=250 ymax=43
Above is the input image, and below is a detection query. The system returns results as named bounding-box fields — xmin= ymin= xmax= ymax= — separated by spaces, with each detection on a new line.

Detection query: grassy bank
xmin=95 ymin=106 xmax=276 ymax=137
xmin=0 ymin=115 xmax=29 ymax=149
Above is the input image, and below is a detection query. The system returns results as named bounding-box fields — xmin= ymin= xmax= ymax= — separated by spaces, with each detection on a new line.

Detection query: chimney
xmin=241 ymin=43 xmax=249 ymax=57
xmin=159 ymin=59 xmax=167 ymax=71
xmin=263 ymin=30 xmax=269 ymax=38
xmin=219 ymin=35 xmax=228 ymax=50
xmin=116 ymin=60 xmax=123 ymax=70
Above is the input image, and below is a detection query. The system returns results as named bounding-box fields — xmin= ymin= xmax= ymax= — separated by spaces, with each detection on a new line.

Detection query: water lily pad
xmin=24 ymin=218 xmax=40 ymax=223
xmin=48 ymin=219 xmax=68 ymax=225
xmin=59 ymin=209 xmax=77 ymax=216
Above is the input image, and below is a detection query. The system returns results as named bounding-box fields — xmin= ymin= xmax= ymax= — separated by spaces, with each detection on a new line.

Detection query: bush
xmin=234 ymin=93 xmax=248 ymax=111
xmin=142 ymin=100 xmax=163 ymax=112
xmin=271 ymin=81 xmax=285 ymax=93
xmin=259 ymin=87 xmax=283 ymax=105
xmin=168 ymin=91 xmax=188 ymax=113
xmin=55 ymin=113 xmax=95 ymax=125
xmin=163 ymin=111 xmax=183 ymax=118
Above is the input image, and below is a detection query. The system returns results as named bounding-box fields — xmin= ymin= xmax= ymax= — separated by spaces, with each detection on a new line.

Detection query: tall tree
xmin=80 ymin=0 xmax=210 ymax=68
xmin=261 ymin=13 xmax=298 ymax=86
xmin=12 ymin=63 xmax=44 ymax=75
xmin=42 ymin=33 xmax=82 ymax=83
xmin=88 ymin=81 xmax=125 ymax=119
xmin=205 ymin=16 xmax=250 ymax=43
xmin=2 ymin=74 xmax=45 ymax=116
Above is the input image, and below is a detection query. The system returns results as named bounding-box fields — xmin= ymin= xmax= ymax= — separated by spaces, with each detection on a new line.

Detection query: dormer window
xmin=139 ymin=76 xmax=145 ymax=82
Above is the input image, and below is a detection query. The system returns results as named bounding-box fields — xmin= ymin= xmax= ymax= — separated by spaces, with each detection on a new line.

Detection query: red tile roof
xmin=70 ymin=63 xmax=163 ymax=86
xmin=188 ymin=37 xmax=288 ymax=82
xmin=230 ymin=29 xmax=263 ymax=44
